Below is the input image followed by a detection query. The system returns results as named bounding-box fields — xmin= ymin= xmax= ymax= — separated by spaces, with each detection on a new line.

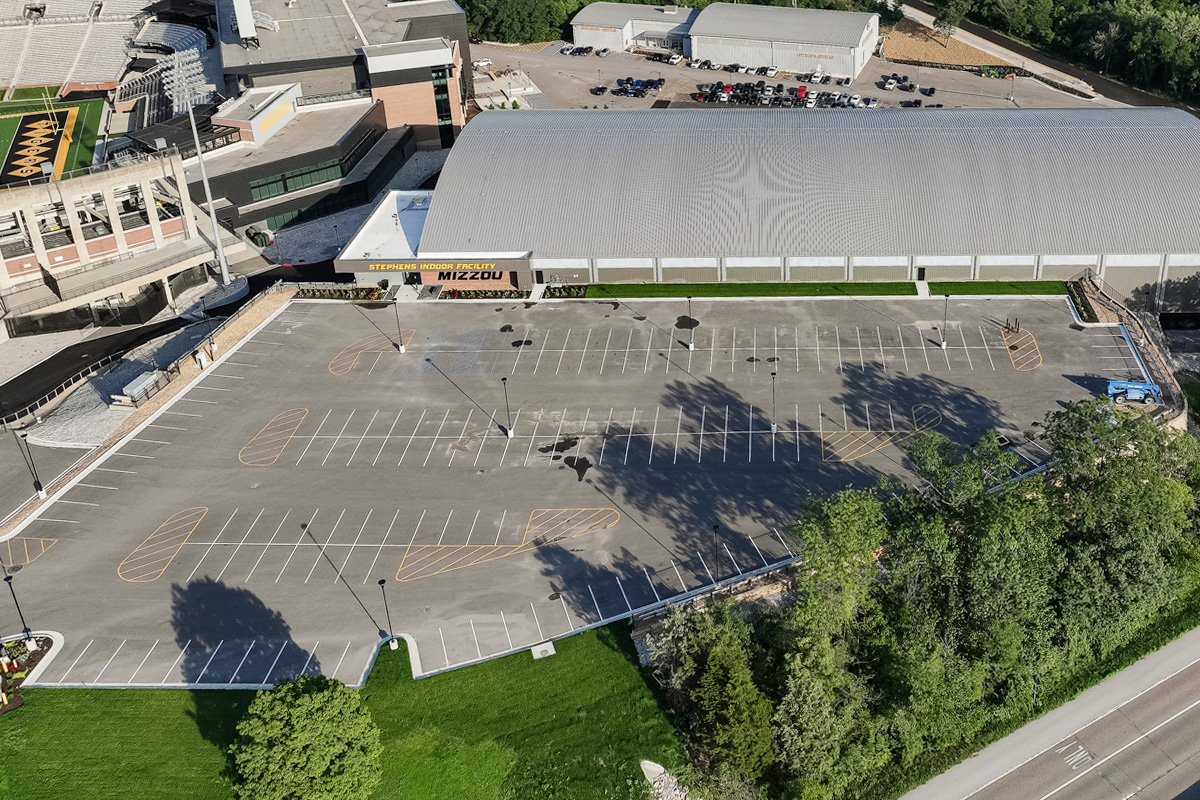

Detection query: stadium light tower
xmin=164 ymin=49 xmax=230 ymax=286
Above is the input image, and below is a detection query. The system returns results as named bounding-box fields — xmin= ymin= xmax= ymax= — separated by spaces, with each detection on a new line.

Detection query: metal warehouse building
xmin=570 ymin=3 xmax=699 ymax=54
xmin=336 ymin=108 xmax=1200 ymax=311
xmin=688 ymin=3 xmax=879 ymax=79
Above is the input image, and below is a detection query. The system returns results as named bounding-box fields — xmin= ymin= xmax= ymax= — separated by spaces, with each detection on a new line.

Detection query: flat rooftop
xmin=213 ymin=85 xmax=290 ymax=123
xmin=340 ymin=189 xmax=432 ymax=260
xmin=216 ymin=0 xmax=463 ymax=69
xmin=183 ymin=102 xmax=373 ymax=181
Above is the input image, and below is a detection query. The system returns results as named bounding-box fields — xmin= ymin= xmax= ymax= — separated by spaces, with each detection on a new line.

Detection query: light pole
xmin=501 ymin=376 xmax=513 ymax=438
xmin=378 ymin=578 xmax=398 ymax=650
xmin=4 ymin=574 xmax=31 ymax=640
xmin=770 ymin=371 xmax=778 ymax=434
xmin=18 ymin=433 xmax=46 ymax=499
xmin=392 ymin=299 xmax=406 ymax=352
xmin=712 ymin=524 xmax=720 ymax=579
xmin=687 ymin=295 xmax=695 ymax=351
xmin=164 ymin=49 xmax=230 ymax=285
xmin=941 ymin=295 xmax=949 ymax=351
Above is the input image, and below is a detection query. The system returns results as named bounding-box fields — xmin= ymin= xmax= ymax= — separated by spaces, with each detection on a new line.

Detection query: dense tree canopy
xmin=230 ymin=676 xmax=383 ymax=800
xmin=650 ymin=400 xmax=1200 ymax=798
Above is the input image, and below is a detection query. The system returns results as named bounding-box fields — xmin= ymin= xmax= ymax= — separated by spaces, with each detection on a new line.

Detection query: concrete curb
xmin=2 ymin=629 xmax=65 ymax=685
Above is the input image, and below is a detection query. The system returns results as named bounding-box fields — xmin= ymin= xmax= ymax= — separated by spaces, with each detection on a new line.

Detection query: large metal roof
xmin=570 ymin=2 xmax=699 ymax=30
xmin=418 ymin=108 xmax=1200 ymax=260
xmin=688 ymin=3 xmax=875 ymax=47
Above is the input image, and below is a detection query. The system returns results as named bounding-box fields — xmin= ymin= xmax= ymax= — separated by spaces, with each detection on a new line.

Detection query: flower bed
xmin=295 ymin=286 xmax=386 ymax=300
xmin=440 ymin=288 xmax=530 ymax=299
xmin=1067 ymin=280 xmax=1099 ymax=323
xmin=543 ymin=285 xmax=587 ymax=299
xmin=1 ymin=635 xmax=52 ymax=713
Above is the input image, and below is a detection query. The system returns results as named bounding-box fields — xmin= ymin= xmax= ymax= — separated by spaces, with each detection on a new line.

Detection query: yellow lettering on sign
xmin=259 ymin=101 xmax=293 ymax=134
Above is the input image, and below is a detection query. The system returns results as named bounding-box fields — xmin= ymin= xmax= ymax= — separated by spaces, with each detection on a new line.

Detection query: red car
xmin=693 ymin=92 xmax=707 ymax=101
xmin=723 ymin=83 xmax=733 ymax=93
xmin=795 ymin=85 xmax=807 ymax=99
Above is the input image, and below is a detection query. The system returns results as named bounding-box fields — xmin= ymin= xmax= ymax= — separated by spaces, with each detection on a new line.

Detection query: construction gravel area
xmin=883 ymin=17 xmax=1009 ymax=67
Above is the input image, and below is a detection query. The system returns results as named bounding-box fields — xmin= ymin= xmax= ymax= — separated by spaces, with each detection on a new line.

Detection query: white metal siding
xmin=789 ymin=265 xmax=846 ymax=281
xmin=977 ymin=264 xmax=1037 ymax=280
xmin=572 ymin=25 xmax=627 ymax=50
xmin=662 ymin=266 xmax=719 ymax=282
xmin=852 ymin=265 xmax=908 ymax=280
xmin=691 ymin=35 xmax=858 ymax=75
xmin=922 ymin=265 xmax=972 ymax=280
xmin=595 ymin=267 xmax=654 ymax=282
xmin=726 ymin=266 xmax=783 ymax=282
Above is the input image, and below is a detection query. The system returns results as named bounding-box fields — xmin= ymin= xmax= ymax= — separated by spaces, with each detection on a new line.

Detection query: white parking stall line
xmin=192 ymin=386 xmax=231 ymax=392
xmin=577 ymin=328 xmax=591 ymax=374
xmin=529 ymin=602 xmax=545 ymax=641
xmin=959 ymin=327 xmax=974 ymax=370
xmin=723 ymin=405 xmax=730 ymax=463
xmin=321 ymin=411 xmax=356 ymax=466
xmin=229 ymin=641 xmax=256 ymax=683
xmin=179 ymin=398 xmax=218 ymax=405
xmin=262 ymin=642 xmax=288 ymax=683
xmin=555 ymin=329 xmax=571 ymax=374
xmin=439 ymin=629 xmax=449 ymax=666
xmin=856 ymin=327 xmax=866 ymax=371
xmin=398 ymin=409 xmax=427 ymax=465
xmin=752 ymin=327 xmax=757 ymax=372
xmin=532 ymin=327 xmax=551 ymax=374
xmin=331 ymin=641 xmax=354 ymax=681
xmin=236 ymin=351 xmax=273 ymax=357
xmin=747 ymin=535 xmax=769 ymax=567
xmin=128 ymin=640 xmax=159 ymax=683
xmin=648 ymin=406 xmax=660 ymax=464
xmin=131 ymin=438 xmax=171 ymax=445
xmin=877 ymin=327 xmax=886 ymax=370
xmin=747 ymin=404 xmax=755 ymax=463
xmin=57 ymin=639 xmax=94 ymax=683
xmin=492 ymin=508 xmax=507 ymax=546
xmin=897 ymin=325 xmax=910 ymax=370
xmin=942 ymin=335 xmax=953 ymax=370
xmin=373 ymin=410 xmax=403 ymax=467
xmin=796 ymin=404 xmax=801 ymax=461
xmin=161 ymin=640 xmax=189 ymax=684
xmin=94 ymin=640 xmax=127 ymax=682
xmin=303 ymin=509 xmax=348 ymax=583
xmin=498 ymin=410 xmax=520 ymax=464
xmin=598 ymin=329 xmax=613 ymax=376
xmin=589 ymin=584 xmax=603 ymax=620
xmin=275 ymin=508 xmax=321 ymax=584
xmin=620 ymin=329 xmax=633 ymax=374
xmin=470 ymin=620 xmax=483 ymax=659
xmin=723 ymin=542 xmax=743 ymax=574
xmin=55 ymin=499 xmax=100 ymax=507
xmin=464 ymin=509 xmax=480 ymax=546
xmin=347 ymin=410 xmax=379 ymax=465
xmin=147 ymin=424 xmax=187 ymax=431
xmin=773 ymin=527 xmax=794 ymax=556
xmin=208 ymin=374 xmax=245 ymax=380
xmin=836 ymin=327 xmax=844 ymax=372
xmin=245 ymin=510 xmax=293 ymax=582
xmin=547 ymin=409 xmax=566 ymax=467
xmin=215 ymin=507 xmax=266 ymax=581
xmin=673 ymin=407 xmax=683 ymax=464
xmin=333 ymin=511 xmax=372 ymax=584
xmin=367 ymin=352 xmax=383 ymax=376
xmin=300 ymin=641 xmax=320 ymax=677
xmin=78 ymin=483 xmax=119 ymax=490
xmin=113 ymin=452 xmax=154 ymax=459
xmin=96 ymin=467 xmax=136 ymax=474
xmin=561 ymin=595 xmax=575 ymax=630
xmin=436 ymin=510 xmax=454 ymax=546
xmin=510 ymin=327 xmax=531 ymax=375
xmin=363 ymin=508 xmax=402 ymax=584
xmin=615 ymin=577 xmax=633 ymax=612
xmin=709 ymin=329 xmax=716 ymax=374
xmin=814 ymin=326 xmax=822 ymax=371
xmin=448 ymin=410 xmax=474 ymax=467
xmin=295 ymin=410 xmax=333 ymax=466
xmin=161 ymin=411 xmax=202 ymax=418
xmin=774 ymin=326 xmax=778 ymax=366
xmin=697 ymin=550 xmax=715 ymax=584
xmin=187 ymin=509 xmax=240 ymax=582
xmin=623 ymin=408 xmax=637 ymax=465
xmin=523 ymin=416 xmax=540 ymax=467
xmin=195 ymin=641 xmax=224 ymax=682
xmin=643 ymin=327 xmax=655 ymax=374
xmin=697 ymin=406 xmax=706 ymax=463
xmin=644 ymin=567 xmax=661 ymax=602
xmin=672 ymin=560 xmax=687 ymax=591
xmin=221 ymin=361 xmax=259 ymax=368
xmin=474 ymin=409 xmax=498 ymax=466
xmin=598 ymin=408 xmax=614 ymax=466
xmin=34 ymin=518 xmax=80 ymax=524
xmin=979 ymin=325 xmax=996 ymax=370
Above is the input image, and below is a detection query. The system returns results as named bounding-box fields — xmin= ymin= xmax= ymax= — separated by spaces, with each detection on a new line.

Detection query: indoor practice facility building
xmin=334 ymin=107 xmax=1200 ymax=311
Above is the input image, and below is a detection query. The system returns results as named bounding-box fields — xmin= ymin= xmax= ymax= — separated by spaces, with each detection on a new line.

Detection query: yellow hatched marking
xmin=395 ymin=507 xmax=620 ymax=582
xmin=0 ymin=537 xmax=56 ymax=567
xmin=1002 ymin=329 xmax=1042 ymax=371
xmin=821 ymin=405 xmax=942 ymax=462
xmin=118 ymin=507 xmax=208 ymax=582
xmin=328 ymin=330 xmax=416 ymax=375
xmin=239 ymin=408 xmax=309 ymax=466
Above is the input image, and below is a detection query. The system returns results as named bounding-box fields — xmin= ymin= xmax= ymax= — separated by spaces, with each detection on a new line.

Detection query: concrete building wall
xmin=572 ymin=24 xmax=627 ymax=50
xmin=691 ymin=35 xmax=860 ymax=76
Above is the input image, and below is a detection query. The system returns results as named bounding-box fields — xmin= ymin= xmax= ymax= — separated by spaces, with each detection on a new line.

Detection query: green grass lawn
xmin=928 ymin=281 xmax=1067 ymax=296
xmin=10 ymin=85 xmax=58 ymax=100
xmin=587 ymin=281 xmax=917 ymax=299
xmin=0 ymin=625 xmax=683 ymax=800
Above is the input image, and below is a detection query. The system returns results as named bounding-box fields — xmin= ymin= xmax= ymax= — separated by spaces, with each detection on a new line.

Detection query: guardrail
xmin=166 ymin=280 xmax=285 ymax=373
xmin=295 ymin=88 xmax=372 ymax=107
xmin=0 ymin=350 xmax=123 ymax=427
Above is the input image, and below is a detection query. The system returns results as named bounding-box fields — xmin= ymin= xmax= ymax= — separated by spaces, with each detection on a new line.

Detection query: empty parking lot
xmin=4 ymin=294 xmax=1143 ymax=687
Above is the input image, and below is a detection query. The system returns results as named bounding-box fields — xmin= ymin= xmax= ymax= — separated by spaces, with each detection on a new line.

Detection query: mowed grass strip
xmin=0 ymin=625 xmax=683 ymax=800
xmin=929 ymin=280 xmax=1067 ymax=296
xmin=587 ymin=281 xmax=917 ymax=299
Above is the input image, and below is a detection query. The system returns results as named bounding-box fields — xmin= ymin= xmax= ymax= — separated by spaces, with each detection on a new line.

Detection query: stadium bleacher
xmin=134 ymin=19 xmax=205 ymax=52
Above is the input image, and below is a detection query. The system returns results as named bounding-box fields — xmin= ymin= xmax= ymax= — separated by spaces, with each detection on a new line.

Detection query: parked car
xmin=763 ymin=85 xmax=774 ymax=97
xmin=765 ymin=66 xmax=778 ymax=77
xmin=927 ymin=86 xmax=936 ymax=96
xmin=849 ymin=94 xmax=862 ymax=107
xmin=867 ymin=97 xmax=879 ymax=108
xmin=841 ymin=76 xmax=853 ymax=86
xmin=805 ymin=96 xmax=817 ymax=108
xmin=560 ymin=46 xmax=573 ymax=55
xmin=591 ymin=86 xmax=608 ymax=95
xmin=884 ymin=78 xmax=897 ymax=90
xmin=468 ymin=36 xmax=482 ymax=44
xmin=668 ymin=54 xmax=683 ymax=65
xmin=821 ymin=74 xmax=832 ymax=84
xmin=689 ymin=59 xmax=703 ymax=68
xmin=912 ymin=98 xmax=923 ymax=107
xmin=707 ymin=62 xmax=722 ymax=70
xmin=693 ymin=92 xmax=707 ymax=101
xmin=701 ymin=60 xmax=713 ymax=69
xmin=472 ymin=58 xmax=492 ymax=69
xmin=597 ymin=48 xmax=610 ymax=57
xmin=723 ymin=83 xmax=733 ymax=93
xmin=737 ymin=64 xmax=750 ymax=73
xmin=810 ymin=72 xmax=824 ymax=83
xmin=795 ymin=85 xmax=807 ymax=99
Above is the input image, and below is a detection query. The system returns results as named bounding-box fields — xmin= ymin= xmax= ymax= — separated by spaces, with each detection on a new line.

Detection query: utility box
xmin=112 ymin=371 xmax=163 ymax=407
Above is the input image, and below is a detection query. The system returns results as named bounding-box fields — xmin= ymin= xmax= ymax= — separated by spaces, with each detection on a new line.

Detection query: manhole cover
xmin=1009 ymin=344 xmax=1019 ymax=350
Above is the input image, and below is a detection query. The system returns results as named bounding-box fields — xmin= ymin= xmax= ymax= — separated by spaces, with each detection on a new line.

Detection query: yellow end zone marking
xmin=821 ymin=405 xmax=942 ymax=462
xmin=328 ymin=330 xmax=416 ymax=375
xmin=239 ymin=408 xmax=309 ymax=466
xmin=1 ymin=537 xmax=56 ymax=567
xmin=1002 ymin=329 xmax=1042 ymax=371
xmin=395 ymin=507 xmax=620 ymax=582
xmin=118 ymin=507 xmax=208 ymax=582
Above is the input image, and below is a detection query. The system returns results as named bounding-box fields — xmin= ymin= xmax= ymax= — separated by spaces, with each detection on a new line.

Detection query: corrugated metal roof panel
xmin=688 ymin=2 xmax=875 ymax=47
xmin=419 ymin=108 xmax=1200 ymax=260
xmin=570 ymin=2 xmax=699 ymax=30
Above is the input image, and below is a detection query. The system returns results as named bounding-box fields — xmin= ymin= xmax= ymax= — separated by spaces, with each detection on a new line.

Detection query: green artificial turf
xmin=0 ymin=98 xmax=102 ymax=174
xmin=0 ymin=625 xmax=683 ymax=800
xmin=928 ymin=281 xmax=1067 ymax=296
xmin=10 ymin=86 xmax=58 ymax=100
xmin=586 ymin=281 xmax=917 ymax=299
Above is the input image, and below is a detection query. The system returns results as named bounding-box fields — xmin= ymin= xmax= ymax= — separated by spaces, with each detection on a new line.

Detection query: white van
xmin=667 ymin=54 xmax=683 ymax=65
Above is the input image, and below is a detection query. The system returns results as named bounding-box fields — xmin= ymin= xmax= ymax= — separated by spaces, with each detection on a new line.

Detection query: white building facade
xmin=570 ymin=3 xmax=698 ymax=54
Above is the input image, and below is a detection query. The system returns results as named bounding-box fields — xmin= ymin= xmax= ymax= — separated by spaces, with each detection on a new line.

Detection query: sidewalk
xmin=902 ymin=624 xmax=1200 ymax=800
xmin=901 ymin=5 xmax=1096 ymax=97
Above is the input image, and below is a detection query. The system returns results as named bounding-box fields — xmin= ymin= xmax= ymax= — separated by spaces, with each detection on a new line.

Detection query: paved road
xmin=0 ymin=433 xmax=88 ymax=526
xmin=0 ymin=296 xmax=1143 ymax=689
xmin=904 ymin=626 xmax=1200 ymax=800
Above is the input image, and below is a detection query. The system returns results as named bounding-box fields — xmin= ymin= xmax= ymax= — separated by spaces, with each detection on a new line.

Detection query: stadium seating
xmin=134 ymin=20 xmax=205 ymax=52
